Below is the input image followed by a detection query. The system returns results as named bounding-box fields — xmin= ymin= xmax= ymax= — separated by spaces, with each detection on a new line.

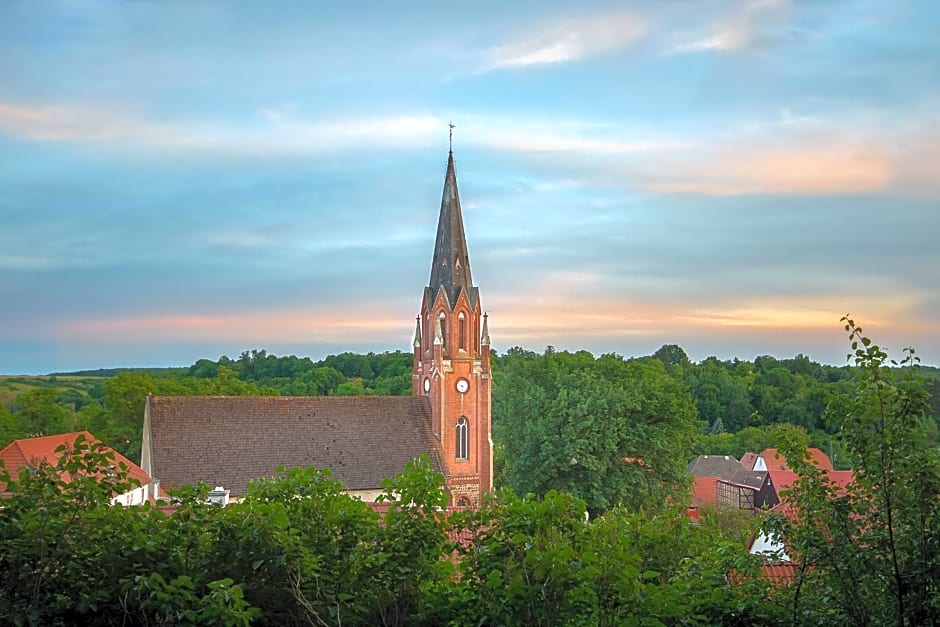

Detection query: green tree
xmin=496 ymin=351 xmax=699 ymax=514
xmin=370 ymin=456 xmax=451 ymax=626
xmin=764 ymin=318 xmax=940 ymax=626
xmin=685 ymin=357 xmax=754 ymax=432
xmin=10 ymin=387 xmax=71 ymax=436
xmin=452 ymin=492 xmax=779 ymax=626
xmin=652 ymin=343 xmax=691 ymax=368
xmin=0 ymin=401 xmax=21 ymax=447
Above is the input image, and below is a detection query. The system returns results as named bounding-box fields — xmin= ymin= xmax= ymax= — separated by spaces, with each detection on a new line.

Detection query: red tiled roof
xmin=148 ymin=395 xmax=445 ymax=496
xmin=760 ymin=448 xmax=834 ymax=472
xmin=825 ymin=470 xmax=855 ymax=490
xmin=761 ymin=562 xmax=799 ymax=585
xmin=0 ymin=431 xmax=151 ymax=488
xmin=740 ymin=452 xmax=759 ymax=470
xmin=768 ymin=467 xmax=854 ymax=499
xmin=692 ymin=476 xmax=718 ymax=506
xmin=766 ymin=469 xmax=800 ymax=495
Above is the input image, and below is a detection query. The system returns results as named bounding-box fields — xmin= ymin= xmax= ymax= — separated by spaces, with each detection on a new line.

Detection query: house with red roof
xmin=748 ymin=450 xmax=855 ymax=565
xmin=0 ymin=431 xmax=155 ymax=506
xmin=687 ymin=454 xmax=741 ymax=508
xmin=716 ymin=469 xmax=775 ymax=511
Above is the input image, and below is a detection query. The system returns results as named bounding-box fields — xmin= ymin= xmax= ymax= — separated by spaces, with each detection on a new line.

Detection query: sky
xmin=1 ymin=0 xmax=938 ymax=374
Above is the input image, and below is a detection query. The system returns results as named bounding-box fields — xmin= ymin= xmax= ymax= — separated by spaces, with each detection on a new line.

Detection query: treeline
xmin=195 ymin=349 xmax=414 ymax=396
xmin=1 ymin=344 xmax=938 ymax=472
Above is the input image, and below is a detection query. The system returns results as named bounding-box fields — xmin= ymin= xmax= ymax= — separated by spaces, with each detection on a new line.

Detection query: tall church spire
xmin=413 ymin=141 xmax=492 ymax=506
xmin=428 ymin=149 xmax=476 ymax=309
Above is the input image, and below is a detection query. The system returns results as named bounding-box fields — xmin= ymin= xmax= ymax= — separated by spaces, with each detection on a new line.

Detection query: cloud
xmin=456 ymin=115 xmax=687 ymax=154
xmin=668 ymin=0 xmax=788 ymax=55
xmin=0 ymin=254 xmax=55 ymax=270
xmin=0 ymin=101 xmax=687 ymax=159
xmin=641 ymin=145 xmax=894 ymax=195
xmin=0 ymin=101 xmax=442 ymax=154
xmin=483 ymin=272 xmax=931 ymax=362
xmin=0 ymin=100 xmax=934 ymax=199
xmin=0 ymin=103 xmax=126 ymax=141
xmin=55 ymin=303 xmax=407 ymax=344
xmin=487 ymin=11 xmax=646 ymax=69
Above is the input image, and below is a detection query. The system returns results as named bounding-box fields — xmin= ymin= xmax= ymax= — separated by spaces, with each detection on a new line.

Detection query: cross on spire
xmin=449 ymin=121 xmax=455 ymax=153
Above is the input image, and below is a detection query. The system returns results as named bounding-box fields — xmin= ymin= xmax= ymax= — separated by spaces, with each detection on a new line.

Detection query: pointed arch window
xmin=438 ymin=312 xmax=446 ymax=349
xmin=458 ymin=312 xmax=467 ymax=351
xmin=455 ymin=417 xmax=469 ymax=460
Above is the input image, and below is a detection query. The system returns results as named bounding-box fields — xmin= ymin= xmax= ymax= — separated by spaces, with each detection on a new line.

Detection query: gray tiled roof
xmin=148 ymin=395 xmax=444 ymax=496
xmin=719 ymin=469 xmax=769 ymax=490
xmin=428 ymin=151 xmax=477 ymax=310
xmin=686 ymin=454 xmax=741 ymax=479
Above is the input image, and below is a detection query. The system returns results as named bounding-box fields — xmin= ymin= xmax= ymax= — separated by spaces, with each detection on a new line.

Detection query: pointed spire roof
xmin=413 ymin=316 xmax=422 ymax=348
xmin=428 ymin=150 xmax=475 ymax=309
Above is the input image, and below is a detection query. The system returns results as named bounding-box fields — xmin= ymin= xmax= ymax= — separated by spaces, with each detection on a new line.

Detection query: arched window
xmin=455 ymin=417 xmax=469 ymax=460
xmin=438 ymin=312 xmax=446 ymax=348
xmin=456 ymin=496 xmax=471 ymax=507
xmin=458 ymin=313 xmax=467 ymax=351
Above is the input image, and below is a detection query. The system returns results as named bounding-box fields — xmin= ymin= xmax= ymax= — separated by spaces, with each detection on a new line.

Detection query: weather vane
xmin=449 ymin=120 xmax=455 ymax=152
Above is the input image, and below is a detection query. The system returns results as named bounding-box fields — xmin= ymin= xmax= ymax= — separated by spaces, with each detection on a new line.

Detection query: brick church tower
xmin=412 ymin=146 xmax=493 ymax=506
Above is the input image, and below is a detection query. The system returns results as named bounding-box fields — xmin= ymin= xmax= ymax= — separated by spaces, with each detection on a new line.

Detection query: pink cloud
xmin=55 ymin=305 xmax=408 ymax=344
xmin=642 ymin=146 xmax=894 ymax=195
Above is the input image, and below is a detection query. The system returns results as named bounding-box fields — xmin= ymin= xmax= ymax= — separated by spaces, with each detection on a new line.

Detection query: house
xmin=749 ymin=461 xmax=855 ymax=563
xmin=142 ymin=145 xmax=493 ymax=506
xmin=716 ymin=469 xmax=775 ymax=510
xmin=720 ymin=449 xmax=849 ymax=512
xmin=687 ymin=455 xmax=742 ymax=507
xmin=0 ymin=431 xmax=155 ymax=506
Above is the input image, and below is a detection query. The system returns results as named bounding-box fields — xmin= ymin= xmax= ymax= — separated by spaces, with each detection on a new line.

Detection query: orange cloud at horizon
xmin=52 ymin=289 xmax=928 ymax=363
xmin=54 ymin=304 xmax=410 ymax=344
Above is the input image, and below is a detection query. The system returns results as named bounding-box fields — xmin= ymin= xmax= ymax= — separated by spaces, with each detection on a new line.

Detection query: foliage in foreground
xmin=762 ymin=317 xmax=940 ymax=626
xmin=0 ymin=441 xmax=777 ymax=626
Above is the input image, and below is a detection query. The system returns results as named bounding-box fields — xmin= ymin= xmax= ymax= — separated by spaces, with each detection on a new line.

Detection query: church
xmin=140 ymin=145 xmax=493 ymax=506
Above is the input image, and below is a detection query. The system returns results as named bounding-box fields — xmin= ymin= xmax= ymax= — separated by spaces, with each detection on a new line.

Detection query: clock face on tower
xmin=423 ymin=378 xmax=430 ymax=394
xmin=456 ymin=378 xmax=469 ymax=394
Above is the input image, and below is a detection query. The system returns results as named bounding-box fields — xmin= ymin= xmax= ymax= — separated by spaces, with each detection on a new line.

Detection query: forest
xmin=0 ymin=324 xmax=938 ymax=624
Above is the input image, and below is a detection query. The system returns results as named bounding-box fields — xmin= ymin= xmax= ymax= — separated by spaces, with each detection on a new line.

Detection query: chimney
xmin=207 ymin=486 xmax=230 ymax=507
